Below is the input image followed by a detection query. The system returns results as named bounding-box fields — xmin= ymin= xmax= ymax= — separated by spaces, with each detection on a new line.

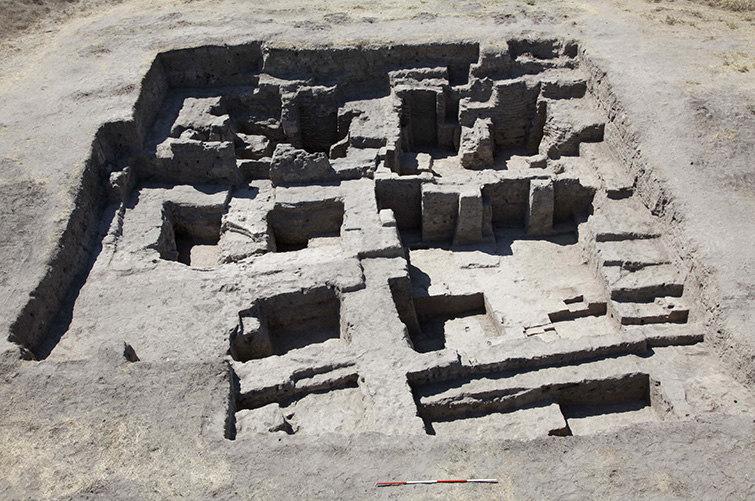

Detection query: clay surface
xmin=0 ymin=0 xmax=753 ymax=499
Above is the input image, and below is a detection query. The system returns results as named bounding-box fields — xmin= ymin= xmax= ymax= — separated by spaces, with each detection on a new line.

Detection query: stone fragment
xmin=526 ymin=178 xmax=554 ymax=236
xmin=417 ymin=357 xmax=644 ymax=419
xmin=454 ymin=187 xmax=484 ymax=245
xmin=329 ymin=136 xmax=349 ymax=159
xmin=379 ymin=209 xmax=397 ymax=227
xmin=460 ymin=79 xmax=541 ymax=149
xmin=453 ymin=245 xmax=500 ymax=269
xmin=218 ymin=230 xmax=271 ymax=263
xmin=107 ymin=166 xmax=133 ymax=202
xmin=460 ymin=117 xmax=494 ymax=169
xmin=548 ymin=298 xmax=607 ymax=322
xmin=344 ymin=97 xmax=396 ymax=149
xmin=18 ymin=347 xmax=36 ymax=361
xmin=610 ymin=297 xmax=689 ymax=325
xmin=430 ymin=401 xmax=568 ymax=440
xmin=235 ymin=403 xmax=290 ymax=437
xmin=470 ymin=47 xmax=513 ymax=79
xmin=564 ymin=403 xmax=660 ymax=436
xmin=587 ymin=198 xmax=662 ymax=241
xmin=235 ymin=133 xmax=273 ymax=159
xmin=421 ymin=185 xmax=459 ymax=243
xmin=526 ymin=154 xmax=547 ymax=169
xmin=236 ymin=158 xmax=271 ymax=180
xmin=540 ymin=75 xmax=587 ymax=99
xmin=269 ymin=144 xmax=338 ymax=186
xmin=94 ymin=340 xmax=141 ymax=365
xmin=170 ymin=97 xmax=234 ymax=141
xmin=216 ymin=183 xmax=275 ymax=262
xmin=636 ymin=325 xmax=703 ymax=347
xmin=539 ymin=98 xmax=604 ymax=159
xmin=330 ymin=148 xmax=379 ymax=179
xmin=580 ymin=142 xmax=634 ymax=199
xmin=154 ymin=137 xmax=240 ymax=184
xmin=594 ymin=238 xmax=671 ymax=269
xmin=400 ymin=152 xmax=433 ymax=175
xmin=230 ymin=314 xmax=273 ymax=361
xmin=605 ymin=264 xmax=684 ymax=302
xmin=123 ymin=343 xmax=139 ymax=362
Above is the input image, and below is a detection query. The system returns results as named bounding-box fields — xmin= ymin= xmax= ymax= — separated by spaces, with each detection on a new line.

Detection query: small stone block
xmin=526 ymin=178 xmax=554 ymax=236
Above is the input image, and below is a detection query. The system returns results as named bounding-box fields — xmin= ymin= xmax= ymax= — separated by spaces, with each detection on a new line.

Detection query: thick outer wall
xmin=579 ymin=48 xmax=755 ymax=384
xmin=7 ymin=59 xmax=169 ymax=352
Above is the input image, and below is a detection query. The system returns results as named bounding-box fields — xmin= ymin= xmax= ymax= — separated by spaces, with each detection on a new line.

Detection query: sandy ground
xmin=0 ymin=0 xmax=753 ymax=499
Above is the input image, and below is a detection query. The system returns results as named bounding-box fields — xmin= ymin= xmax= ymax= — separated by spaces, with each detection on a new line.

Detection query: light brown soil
xmin=0 ymin=1 xmax=753 ymax=499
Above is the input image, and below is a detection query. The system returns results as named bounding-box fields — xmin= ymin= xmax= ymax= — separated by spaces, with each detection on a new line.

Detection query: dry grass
xmin=0 ymin=414 xmax=233 ymax=499
xmin=692 ymin=0 xmax=754 ymax=12
xmin=665 ymin=14 xmax=681 ymax=24
xmin=1 ymin=0 xmax=752 ymax=43
xmin=721 ymin=50 xmax=751 ymax=72
xmin=0 ymin=0 xmax=72 ymax=39
xmin=0 ymin=0 xmax=122 ymax=41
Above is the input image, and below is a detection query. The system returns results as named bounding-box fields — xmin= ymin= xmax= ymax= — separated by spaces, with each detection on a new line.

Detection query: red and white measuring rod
xmin=376 ymin=479 xmax=498 ymax=487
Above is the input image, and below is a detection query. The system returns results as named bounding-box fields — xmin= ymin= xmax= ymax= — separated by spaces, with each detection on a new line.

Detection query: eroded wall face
xmin=30 ymin=40 xmax=755 ymax=440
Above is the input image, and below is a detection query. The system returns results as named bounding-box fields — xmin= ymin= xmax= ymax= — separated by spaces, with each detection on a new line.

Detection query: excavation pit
xmin=230 ymin=286 xmax=344 ymax=362
xmin=410 ymin=293 xmax=500 ymax=353
xmin=234 ymin=369 xmax=364 ymax=437
xmin=268 ymin=200 xmax=344 ymax=253
xmin=174 ymin=233 xmax=218 ymax=266
xmin=415 ymin=369 xmax=661 ymax=438
xmin=560 ymin=399 xmax=661 ymax=436
xmin=158 ymin=200 xmax=224 ymax=267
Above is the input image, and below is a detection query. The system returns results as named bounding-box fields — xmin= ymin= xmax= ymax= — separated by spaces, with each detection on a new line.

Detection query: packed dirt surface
xmin=0 ymin=0 xmax=754 ymax=499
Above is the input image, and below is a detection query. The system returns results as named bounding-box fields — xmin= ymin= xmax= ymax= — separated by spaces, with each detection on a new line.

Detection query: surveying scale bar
xmin=376 ymin=479 xmax=498 ymax=487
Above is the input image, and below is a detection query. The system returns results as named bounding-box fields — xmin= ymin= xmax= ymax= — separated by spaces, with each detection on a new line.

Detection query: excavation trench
xmin=5 ymin=39 xmax=735 ymax=443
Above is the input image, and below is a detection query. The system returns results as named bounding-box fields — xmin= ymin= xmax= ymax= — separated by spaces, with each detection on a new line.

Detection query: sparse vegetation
xmin=684 ymin=9 xmax=706 ymax=18
xmin=0 ymin=0 xmax=123 ymax=41
xmin=692 ymin=0 xmax=754 ymax=11
xmin=722 ymin=51 xmax=751 ymax=72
